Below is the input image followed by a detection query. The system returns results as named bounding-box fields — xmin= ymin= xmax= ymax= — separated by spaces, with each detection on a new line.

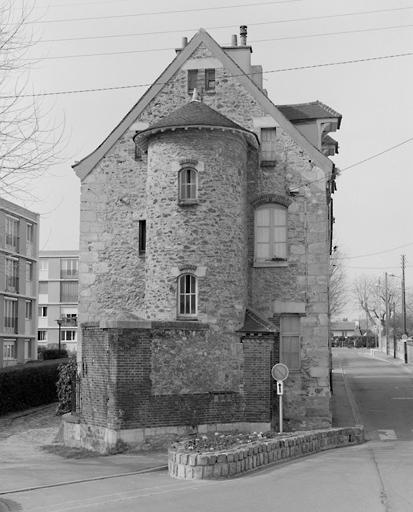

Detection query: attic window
xmin=187 ymin=69 xmax=198 ymax=94
xmin=260 ymin=128 xmax=277 ymax=163
xmin=205 ymin=69 xmax=215 ymax=91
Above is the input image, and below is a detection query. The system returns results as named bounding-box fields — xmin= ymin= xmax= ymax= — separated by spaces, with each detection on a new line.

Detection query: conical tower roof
xmin=134 ymin=99 xmax=258 ymax=149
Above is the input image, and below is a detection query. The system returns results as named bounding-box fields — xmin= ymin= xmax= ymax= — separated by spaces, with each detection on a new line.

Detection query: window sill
xmin=253 ymin=260 xmax=288 ymax=268
xmin=178 ymin=199 xmax=199 ymax=206
xmin=176 ymin=315 xmax=198 ymax=321
xmin=260 ymin=160 xmax=277 ymax=168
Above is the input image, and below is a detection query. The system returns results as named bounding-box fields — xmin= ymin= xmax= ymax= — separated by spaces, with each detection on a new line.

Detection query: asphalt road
xmin=3 ymin=349 xmax=413 ymax=512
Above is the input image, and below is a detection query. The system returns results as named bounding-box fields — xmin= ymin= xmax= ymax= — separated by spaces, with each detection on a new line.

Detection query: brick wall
xmin=80 ymin=324 xmax=276 ymax=429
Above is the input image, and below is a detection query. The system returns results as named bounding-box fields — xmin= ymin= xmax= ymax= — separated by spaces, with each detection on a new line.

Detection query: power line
xmin=26 ymin=0 xmax=303 ymax=24
xmin=26 ymin=4 xmax=413 ymax=25
xmin=5 ymin=51 xmax=413 ymax=98
xmin=36 ymin=22 xmax=413 ymax=45
xmin=337 ymin=242 xmax=413 ymax=260
xmin=340 ymin=137 xmax=413 ymax=172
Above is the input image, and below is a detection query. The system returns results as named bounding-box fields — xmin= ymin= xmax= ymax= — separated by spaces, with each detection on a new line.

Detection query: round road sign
xmin=271 ymin=363 xmax=289 ymax=382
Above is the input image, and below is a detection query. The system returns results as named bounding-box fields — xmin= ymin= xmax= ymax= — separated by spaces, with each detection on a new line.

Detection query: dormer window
xmin=187 ymin=69 xmax=198 ymax=94
xmin=178 ymin=167 xmax=198 ymax=204
xmin=260 ymin=128 xmax=277 ymax=163
xmin=205 ymin=69 xmax=216 ymax=91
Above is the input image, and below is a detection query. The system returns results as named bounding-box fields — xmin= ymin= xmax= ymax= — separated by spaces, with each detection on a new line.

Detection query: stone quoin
xmin=64 ymin=26 xmax=341 ymax=452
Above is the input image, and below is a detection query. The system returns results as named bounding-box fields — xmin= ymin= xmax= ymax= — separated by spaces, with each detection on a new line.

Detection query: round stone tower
xmin=135 ymin=100 xmax=259 ymax=331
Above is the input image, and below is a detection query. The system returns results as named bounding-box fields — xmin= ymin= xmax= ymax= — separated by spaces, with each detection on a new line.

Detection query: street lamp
xmin=56 ymin=319 xmax=62 ymax=358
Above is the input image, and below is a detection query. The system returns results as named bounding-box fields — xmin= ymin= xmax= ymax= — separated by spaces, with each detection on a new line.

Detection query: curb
xmin=0 ymin=464 xmax=168 ymax=496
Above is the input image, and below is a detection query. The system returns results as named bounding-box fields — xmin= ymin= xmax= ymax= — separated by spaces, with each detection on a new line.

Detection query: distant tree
xmin=353 ymin=274 xmax=399 ymax=329
xmin=0 ymin=0 xmax=61 ymax=199
xmin=328 ymin=248 xmax=347 ymax=318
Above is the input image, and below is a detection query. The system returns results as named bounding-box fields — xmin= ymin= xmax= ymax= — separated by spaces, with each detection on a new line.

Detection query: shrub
xmin=56 ymin=359 xmax=77 ymax=415
xmin=0 ymin=360 xmax=63 ymax=415
xmin=42 ymin=348 xmax=69 ymax=360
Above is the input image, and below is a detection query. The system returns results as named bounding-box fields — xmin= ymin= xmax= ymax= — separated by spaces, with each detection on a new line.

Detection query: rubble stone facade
xmin=68 ymin=29 xmax=340 ymax=451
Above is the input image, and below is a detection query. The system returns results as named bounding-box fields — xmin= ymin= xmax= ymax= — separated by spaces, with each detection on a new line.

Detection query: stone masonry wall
xmin=145 ymin=129 xmax=248 ymax=329
xmin=169 ymin=427 xmax=365 ymax=480
xmin=78 ymin=41 xmax=333 ymax=430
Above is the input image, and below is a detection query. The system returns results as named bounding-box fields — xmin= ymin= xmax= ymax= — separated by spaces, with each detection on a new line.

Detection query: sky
xmin=7 ymin=0 xmax=413 ymax=318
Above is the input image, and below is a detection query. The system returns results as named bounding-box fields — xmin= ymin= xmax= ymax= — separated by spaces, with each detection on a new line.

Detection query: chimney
xmin=231 ymin=34 xmax=238 ymax=46
xmin=182 ymin=36 xmax=188 ymax=48
xmin=240 ymin=25 xmax=247 ymax=46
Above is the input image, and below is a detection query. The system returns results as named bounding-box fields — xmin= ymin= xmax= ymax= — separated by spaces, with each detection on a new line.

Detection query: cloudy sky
xmin=8 ymin=0 xmax=413 ymax=317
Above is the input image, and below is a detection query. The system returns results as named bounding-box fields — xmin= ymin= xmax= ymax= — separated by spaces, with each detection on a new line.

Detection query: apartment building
xmin=38 ymin=250 xmax=79 ymax=354
xmin=0 ymin=198 xmax=39 ymax=368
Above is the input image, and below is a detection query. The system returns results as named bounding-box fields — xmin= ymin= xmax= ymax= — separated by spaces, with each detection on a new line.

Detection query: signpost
xmin=271 ymin=363 xmax=289 ymax=433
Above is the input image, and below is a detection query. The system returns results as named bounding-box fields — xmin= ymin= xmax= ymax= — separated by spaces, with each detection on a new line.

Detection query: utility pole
xmin=393 ymin=302 xmax=397 ymax=358
xmin=385 ymin=272 xmax=389 ymax=354
xmin=401 ymin=255 xmax=408 ymax=336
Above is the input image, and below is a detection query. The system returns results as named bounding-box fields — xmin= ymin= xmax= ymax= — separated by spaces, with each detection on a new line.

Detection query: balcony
xmin=4 ymin=320 xmax=18 ymax=334
xmin=5 ymin=234 xmax=19 ymax=253
xmin=5 ymin=277 xmax=19 ymax=294
xmin=59 ymin=316 xmax=78 ymax=327
xmin=60 ymin=270 xmax=79 ymax=280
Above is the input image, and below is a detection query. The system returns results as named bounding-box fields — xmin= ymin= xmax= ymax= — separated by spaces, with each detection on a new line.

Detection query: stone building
xmin=0 ymin=198 xmax=39 ymax=368
xmin=65 ymin=27 xmax=341 ymax=451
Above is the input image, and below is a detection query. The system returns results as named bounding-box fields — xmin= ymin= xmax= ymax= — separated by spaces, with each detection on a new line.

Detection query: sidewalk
xmin=0 ymin=404 xmax=167 ymax=494
xmin=362 ymin=348 xmax=413 ymax=375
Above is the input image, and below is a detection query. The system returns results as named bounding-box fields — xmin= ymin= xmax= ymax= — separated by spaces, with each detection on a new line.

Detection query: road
xmin=2 ymin=349 xmax=413 ymax=512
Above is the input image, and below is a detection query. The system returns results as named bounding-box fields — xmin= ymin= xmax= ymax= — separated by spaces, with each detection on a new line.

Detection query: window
xmin=38 ymin=306 xmax=47 ymax=317
xmin=187 ymin=69 xmax=198 ymax=93
xmin=3 ymin=340 xmax=16 ymax=360
xmin=5 ymin=257 xmax=19 ymax=292
xmin=178 ymin=274 xmax=197 ymax=317
xmin=39 ymin=260 xmax=48 ymax=272
xmin=25 ymin=301 xmax=32 ymax=319
xmin=26 ymin=223 xmax=33 ymax=243
xmin=260 ymin=128 xmax=277 ymax=162
xmin=61 ymin=330 xmax=76 ymax=341
xmin=37 ymin=330 xmax=47 ymax=341
xmin=254 ymin=204 xmax=287 ymax=264
xmin=5 ymin=216 xmax=19 ymax=252
xmin=138 ymin=220 xmax=146 ymax=255
xmin=280 ymin=315 xmax=301 ymax=370
xmin=178 ymin=168 xmax=198 ymax=202
xmin=61 ymin=259 xmax=78 ymax=279
xmin=60 ymin=281 xmax=78 ymax=302
xmin=205 ymin=68 xmax=216 ymax=91
xmin=4 ymin=298 xmax=18 ymax=334
xmin=24 ymin=339 xmax=31 ymax=360
xmin=26 ymin=261 xmax=33 ymax=282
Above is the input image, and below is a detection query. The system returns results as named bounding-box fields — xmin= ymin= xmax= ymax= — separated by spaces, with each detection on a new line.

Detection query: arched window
xmin=178 ymin=168 xmax=198 ymax=202
xmin=177 ymin=274 xmax=197 ymax=317
xmin=254 ymin=204 xmax=287 ymax=264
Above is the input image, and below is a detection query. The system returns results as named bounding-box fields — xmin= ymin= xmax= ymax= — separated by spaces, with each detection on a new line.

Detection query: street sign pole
xmin=272 ymin=364 xmax=289 ymax=435
xmin=279 ymin=390 xmax=283 ymax=434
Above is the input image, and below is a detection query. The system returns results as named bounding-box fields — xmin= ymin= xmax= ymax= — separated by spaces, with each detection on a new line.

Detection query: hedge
xmin=0 ymin=359 xmax=68 ymax=416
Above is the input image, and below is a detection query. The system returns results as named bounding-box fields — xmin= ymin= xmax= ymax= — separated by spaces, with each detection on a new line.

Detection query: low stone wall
xmin=168 ymin=426 xmax=364 ymax=480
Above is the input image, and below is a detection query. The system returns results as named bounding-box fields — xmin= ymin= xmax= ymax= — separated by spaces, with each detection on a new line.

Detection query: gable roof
xmin=277 ymin=101 xmax=342 ymax=128
xmin=73 ymin=29 xmax=334 ymax=181
xmin=134 ymin=99 xmax=259 ymax=149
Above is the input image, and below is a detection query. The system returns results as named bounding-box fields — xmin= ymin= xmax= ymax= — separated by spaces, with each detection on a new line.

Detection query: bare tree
xmin=353 ymin=274 xmax=399 ymax=328
xmin=328 ymin=248 xmax=347 ymax=318
xmin=0 ymin=1 xmax=61 ymax=199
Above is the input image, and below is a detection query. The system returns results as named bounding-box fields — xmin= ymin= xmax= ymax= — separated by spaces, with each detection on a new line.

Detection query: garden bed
xmin=168 ymin=426 xmax=364 ymax=480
